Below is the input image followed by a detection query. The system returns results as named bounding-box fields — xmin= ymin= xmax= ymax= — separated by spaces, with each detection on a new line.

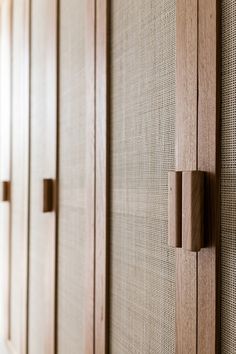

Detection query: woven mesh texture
xmin=109 ymin=0 xmax=176 ymax=353
xmin=221 ymin=1 xmax=236 ymax=353
xmin=57 ymin=0 xmax=86 ymax=352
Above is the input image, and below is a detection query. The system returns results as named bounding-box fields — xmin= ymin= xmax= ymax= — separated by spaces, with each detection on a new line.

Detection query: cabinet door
xmin=96 ymin=0 xmax=219 ymax=353
xmin=28 ymin=0 xmax=57 ymax=353
xmin=57 ymin=0 xmax=95 ymax=352
xmin=220 ymin=1 xmax=236 ymax=352
xmin=9 ymin=1 xmax=30 ymax=353
xmin=108 ymin=1 xmax=176 ymax=352
xmin=0 ymin=0 xmax=12 ymax=343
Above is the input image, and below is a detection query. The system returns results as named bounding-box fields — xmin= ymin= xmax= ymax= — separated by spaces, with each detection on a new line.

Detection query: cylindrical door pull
xmin=43 ymin=179 xmax=54 ymax=212
xmin=1 ymin=181 xmax=10 ymax=202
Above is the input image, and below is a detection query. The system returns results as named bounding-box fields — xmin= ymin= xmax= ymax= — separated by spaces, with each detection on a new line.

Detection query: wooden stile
xmin=182 ymin=171 xmax=204 ymax=252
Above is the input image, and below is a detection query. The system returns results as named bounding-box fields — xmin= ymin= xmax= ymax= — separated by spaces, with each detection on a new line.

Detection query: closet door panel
xmin=28 ymin=0 xmax=57 ymax=353
xmin=109 ymin=0 xmax=176 ymax=353
xmin=220 ymin=1 xmax=236 ymax=352
xmin=57 ymin=0 xmax=86 ymax=351
xmin=0 ymin=0 xmax=12 ymax=341
xmin=10 ymin=0 xmax=30 ymax=352
xmin=57 ymin=0 xmax=95 ymax=352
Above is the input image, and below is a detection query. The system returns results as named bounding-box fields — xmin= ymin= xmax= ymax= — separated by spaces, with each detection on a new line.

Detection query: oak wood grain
xmin=0 ymin=0 xmax=12 ymax=342
xmin=95 ymin=0 xmax=108 ymax=353
xmin=182 ymin=171 xmax=204 ymax=252
xmin=84 ymin=0 xmax=95 ymax=353
xmin=176 ymin=0 xmax=198 ymax=352
xmin=168 ymin=171 xmax=182 ymax=248
xmin=197 ymin=0 xmax=219 ymax=352
xmin=176 ymin=0 xmax=198 ymax=171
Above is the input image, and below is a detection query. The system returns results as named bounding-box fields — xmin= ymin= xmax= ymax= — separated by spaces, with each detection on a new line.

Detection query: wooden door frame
xmin=197 ymin=1 xmax=220 ymax=352
xmin=176 ymin=0 xmax=220 ymax=352
xmin=0 ymin=0 xmax=12 ymax=345
xmin=85 ymin=0 xmax=96 ymax=353
xmin=8 ymin=0 xmax=30 ymax=353
xmin=176 ymin=1 xmax=199 ymax=350
xmin=0 ymin=0 xmax=30 ymax=352
xmin=95 ymin=0 xmax=108 ymax=353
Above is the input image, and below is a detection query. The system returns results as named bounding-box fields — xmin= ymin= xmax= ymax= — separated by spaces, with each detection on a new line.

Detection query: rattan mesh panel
xmin=28 ymin=0 xmax=57 ymax=351
xmin=109 ymin=0 xmax=176 ymax=352
xmin=57 ymin=0 xmax=86 ymax=352
xmin=221 ymin=1 xmax=236 ymax=353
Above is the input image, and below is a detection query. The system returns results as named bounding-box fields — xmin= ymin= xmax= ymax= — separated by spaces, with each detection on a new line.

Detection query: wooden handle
xmin=43 ymin=179 xmax=54 ymax=212
xmin=182 ymin=171 xmax=204 ymax=252
xmin=168 ymin=170 xmax=205 ymax=252
xmin=168 ymin=171 xmax=182 ymax=248
xmin=1 ymin=181 xmax=10 ymax=202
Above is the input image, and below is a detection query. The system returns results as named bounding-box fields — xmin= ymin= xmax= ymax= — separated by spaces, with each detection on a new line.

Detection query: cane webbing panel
xmin=57 ymin=0 xmax=86 ymax=353
xmin=221 ymin=1 xmax=236 ymax=353
xmin=109 ymin=0 xmax=176 ymax=353
xmin=28 ymin=0 xmax=57 ymax=352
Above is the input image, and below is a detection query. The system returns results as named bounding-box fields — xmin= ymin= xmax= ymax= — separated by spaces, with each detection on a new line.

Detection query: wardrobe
xmin=0 ymin=0 xmax=235 ymax=353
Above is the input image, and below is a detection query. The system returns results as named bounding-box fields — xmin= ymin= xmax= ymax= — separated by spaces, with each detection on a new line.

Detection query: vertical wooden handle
xmin=168 ymin=171 xmax=182 ymax=248
xmin=1 ymin=181 xmax=10 ymax=202
xmin=168 ymin=171 xmax=205 ymax=252
xmin=182 ymin=171 xmax=204 ymax=252
xmin=43 ymin=179 xmax=54 ymax=212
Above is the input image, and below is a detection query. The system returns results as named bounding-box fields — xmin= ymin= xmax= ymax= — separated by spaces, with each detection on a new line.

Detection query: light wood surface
xmin=0 ymin=340 xmax=11 ymax=354
xmin=6 ymin=340 xmax=17 ymax=354
xmin=182 ymin=171 xmax=204 ymax=252
xmin=176 ymin=0 xmax=198 ymax=170
xmin=1 ymin=1 xmax=30 ymax=353
xmin=168 ymin=171 xmax=182 ymax=248
xmin=28 ymin=0 xmax=57 ymax=353
xmin=95 ymin=0 xmax=108 ymax=353
xmin=198 ymin=0 xmax=219 ymax=352
xmin=176 ymin=0 xmax=198 ymax=352
xmin=176 ymin=0 xmax=219 ymax=352
xmin=84 ymin=0 xmax=96 ymax=353
xmin=0 ymin=0 xmax=12 ymax=342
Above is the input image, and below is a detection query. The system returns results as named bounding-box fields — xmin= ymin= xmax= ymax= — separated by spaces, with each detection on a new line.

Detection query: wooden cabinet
xmin=0 ymin=0 xmax=95 ymax=352
xmin=0 ymin=0 xmax=222 ymax=353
